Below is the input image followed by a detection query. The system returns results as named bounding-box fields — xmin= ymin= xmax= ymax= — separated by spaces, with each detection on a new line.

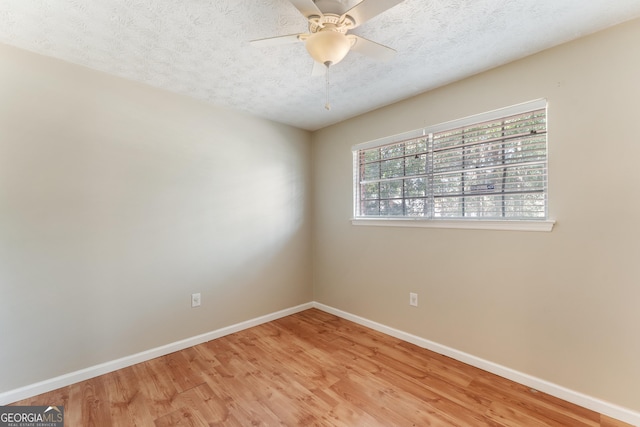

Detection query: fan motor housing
xmin=308 ymin=13 xmax=355 ymax=34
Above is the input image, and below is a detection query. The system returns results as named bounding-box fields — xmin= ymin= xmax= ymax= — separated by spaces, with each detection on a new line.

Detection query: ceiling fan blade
xmin=348 ymin=35 xmax=396 ymax=61
xmin=288 ymin=0 xmax=323 ymax=19
xmin=311 ymin=61 xmax=327 ymax=76
xmin=341 ymin=0 xmax=404 ymax=28
xmin=250 ymin=34 xmax=305 ymax=47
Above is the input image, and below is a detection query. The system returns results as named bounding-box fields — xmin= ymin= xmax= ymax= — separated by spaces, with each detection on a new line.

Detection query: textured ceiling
xmin=1 ymin=0 xmax=640 ymax=131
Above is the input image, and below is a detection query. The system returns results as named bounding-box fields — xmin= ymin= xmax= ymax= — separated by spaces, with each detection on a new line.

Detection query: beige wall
xmin=0 ymin=44 xmax=312 ymax=392
xmin=312 ymin=19 xmax=640 ymax=411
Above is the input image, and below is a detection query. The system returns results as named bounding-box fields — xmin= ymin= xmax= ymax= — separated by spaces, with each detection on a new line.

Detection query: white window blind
xmin=354 ymin=100 xmax=548 ymax=221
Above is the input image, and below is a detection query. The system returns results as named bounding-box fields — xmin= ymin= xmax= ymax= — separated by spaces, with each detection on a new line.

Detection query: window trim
xmin=351 ymin=99 xmax=555 ymax=231
xmin=351 ymin=218 xmax=555 ymax=232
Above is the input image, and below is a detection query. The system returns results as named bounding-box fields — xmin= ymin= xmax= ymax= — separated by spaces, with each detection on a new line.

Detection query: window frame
xmin=351 ymin=99 xmax=555 ymax=232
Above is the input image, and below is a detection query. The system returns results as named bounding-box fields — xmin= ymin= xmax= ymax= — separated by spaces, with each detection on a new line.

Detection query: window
xmin=352 ymin=99 xmax=553 ymax=231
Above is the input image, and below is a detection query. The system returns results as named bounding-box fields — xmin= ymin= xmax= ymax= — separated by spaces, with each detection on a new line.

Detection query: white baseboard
xmin=0 ymin=302 xmax=313 ymax=406
xmin=312 ymin=302 xmax=640 ymax=427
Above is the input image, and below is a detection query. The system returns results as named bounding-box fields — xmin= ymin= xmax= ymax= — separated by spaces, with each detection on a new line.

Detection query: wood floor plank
xmin=132 ymin=357 xmax=180 ymax=420
xmin=372 ymin=366 xmax=496 ymax=426
xmin=9 ymin=308 xmax=632 ymax=426
xmin=12 ymin=385 xmax=70 ymax=408
xmin=601 ymin=414 xmax=636 ymax=427
xmin=198 ymin=347 xmax=291 ymax=426
xmin=154 ymin=406 xmax=209 ymax=427
xmin=73 ymin=376 xmax=113 ymax=427
xmin=106 ymin=366 xmax=153 ymax=426
xmin=486 ymin=400 xmax=556 ymax=427
xmin=331 ymin=371 xmax=468 ymax=427
xmin=323 ymin=402 xmax=386 ymax=427
xmin=170 ymin=382 xmax=234 ymax=425
xmin=384 ymin=341 xmax=477 ymax=388
xmin=468 ymin=374 xmax=600 ymax=427
xmin=162 ymin=350 xmax=206 ymax=393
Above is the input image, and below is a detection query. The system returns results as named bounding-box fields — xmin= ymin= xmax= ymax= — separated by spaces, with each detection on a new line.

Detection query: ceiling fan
xmin=250 ymin=0 xmax=405 ymax=76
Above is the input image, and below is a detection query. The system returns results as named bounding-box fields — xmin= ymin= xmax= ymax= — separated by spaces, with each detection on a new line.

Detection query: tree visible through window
xmin=354 ymin=100 xmax=548 ymax=220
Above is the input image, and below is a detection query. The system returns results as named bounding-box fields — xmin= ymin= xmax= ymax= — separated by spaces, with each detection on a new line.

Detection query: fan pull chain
xmin=324 ymin=64 xmax=331 ymax=111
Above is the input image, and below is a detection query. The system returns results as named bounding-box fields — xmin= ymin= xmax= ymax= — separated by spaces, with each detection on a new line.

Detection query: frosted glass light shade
xmin=305 ymin=31 xmax=351 ymax=66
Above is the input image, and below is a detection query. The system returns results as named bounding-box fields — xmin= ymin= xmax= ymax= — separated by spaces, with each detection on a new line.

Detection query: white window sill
xmin=351 ymin=218 xmax=555 ymax=232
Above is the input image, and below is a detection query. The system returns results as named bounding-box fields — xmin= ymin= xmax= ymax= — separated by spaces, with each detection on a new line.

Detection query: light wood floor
xmin=12 ymin=309 xmax=632 ymax=426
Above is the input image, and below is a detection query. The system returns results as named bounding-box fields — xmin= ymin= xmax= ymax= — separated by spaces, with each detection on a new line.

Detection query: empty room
xmin=1 ymin=0 xmax=640 ymax=426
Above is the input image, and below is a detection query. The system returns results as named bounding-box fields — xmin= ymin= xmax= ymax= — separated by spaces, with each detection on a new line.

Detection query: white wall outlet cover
xmin=191 ymin=293 xmax=201 ymax=307
xmin=409 ymin=292 xmax=418 ymax=307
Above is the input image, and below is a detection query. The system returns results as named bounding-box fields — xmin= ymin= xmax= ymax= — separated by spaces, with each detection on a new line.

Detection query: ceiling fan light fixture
xmin=305 ymin=30 xmax=351 ymax=67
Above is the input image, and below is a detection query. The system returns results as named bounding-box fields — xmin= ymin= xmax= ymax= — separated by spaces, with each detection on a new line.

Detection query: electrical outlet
xmin=409 ymin=292 xmax=418 ymax=307
xmin=191 ymin=292 xmax=201 ymax=308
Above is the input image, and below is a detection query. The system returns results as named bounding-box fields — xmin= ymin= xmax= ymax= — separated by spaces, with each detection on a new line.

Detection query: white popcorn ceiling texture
xmin=1 ymin=0 xmax=639 ymax=130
